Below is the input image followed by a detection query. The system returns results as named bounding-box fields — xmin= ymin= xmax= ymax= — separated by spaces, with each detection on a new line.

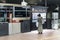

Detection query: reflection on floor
xmin=0 ymin=29 xmax=60 ymax=40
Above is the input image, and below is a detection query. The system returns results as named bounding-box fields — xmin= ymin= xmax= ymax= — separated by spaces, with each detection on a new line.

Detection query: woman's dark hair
xmin=38 ymin=14 xmax=41 ymax=17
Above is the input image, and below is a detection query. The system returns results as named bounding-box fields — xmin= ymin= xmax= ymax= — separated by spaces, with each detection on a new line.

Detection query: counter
xmin=9 ymin=23 xmax=21 ymax=35
xmin=9 ymin=20 xmax=30 ymax=34
xmin=0 ymin=22 xmax=8 ymax=36
xmin=0 ymin=18 xmax=31 ymax=35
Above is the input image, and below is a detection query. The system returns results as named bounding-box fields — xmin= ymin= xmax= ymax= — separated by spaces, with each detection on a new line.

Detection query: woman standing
xmin=38 ymin=14 xmax=43 ymax=34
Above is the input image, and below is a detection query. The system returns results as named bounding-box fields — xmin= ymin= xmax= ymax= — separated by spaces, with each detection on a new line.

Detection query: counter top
xmin=0 ymin=22 xmax=8 ymax=23
xmin=13 ymin=17 xmax=30 ymax=20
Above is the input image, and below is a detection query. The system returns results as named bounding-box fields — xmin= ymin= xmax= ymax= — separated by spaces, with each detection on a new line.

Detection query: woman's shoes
xmin=38 ymin=32 xmax=42 ymax=34
xmin=41 ymin=32 xmax=42 ymax=34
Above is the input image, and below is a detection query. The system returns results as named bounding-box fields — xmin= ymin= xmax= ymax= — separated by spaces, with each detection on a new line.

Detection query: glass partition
xmin=0 ymin=6 xmax=13 ymax=22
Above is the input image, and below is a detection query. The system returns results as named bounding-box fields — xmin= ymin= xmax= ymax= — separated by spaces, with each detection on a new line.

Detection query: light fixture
xmin=55 ymin=5 xmax=59 ymax=11
xmin=21 ymin=0 xmax=28 ymax=6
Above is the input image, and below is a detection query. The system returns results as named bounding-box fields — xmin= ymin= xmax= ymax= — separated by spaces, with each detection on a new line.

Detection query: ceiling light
xmin=21 ymin=0 xmax=28 ymax=6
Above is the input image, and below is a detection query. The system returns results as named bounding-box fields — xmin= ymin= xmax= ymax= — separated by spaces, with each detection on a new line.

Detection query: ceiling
xmin=4 ymin=0 xmax=60 ymax=12
xmin=6 ymin=0 xmax=60 ymax=6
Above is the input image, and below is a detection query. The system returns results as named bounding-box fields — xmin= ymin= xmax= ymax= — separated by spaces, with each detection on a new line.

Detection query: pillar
xmin=46 ymin=12 xmax=52 ymax=29
xmin=58 ymin=6 xmax=60 ymax=28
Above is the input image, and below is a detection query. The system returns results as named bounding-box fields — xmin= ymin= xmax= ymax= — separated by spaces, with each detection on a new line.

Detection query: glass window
xmin=0 ymin=13 xmax=4 ymax=22
xmin=0 ymin=13 xmax=4 ymax=17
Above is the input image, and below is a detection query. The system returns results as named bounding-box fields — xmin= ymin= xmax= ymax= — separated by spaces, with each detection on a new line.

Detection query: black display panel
xmin=15 ymin=7 xmax=26 ymax=10
xmin=15 ymin=11 xmax=30 ymax=17
xmin=15 ymin=11 xmax=26 ymax=17
xmin=15 ymin=7 xmax=30 ymax=17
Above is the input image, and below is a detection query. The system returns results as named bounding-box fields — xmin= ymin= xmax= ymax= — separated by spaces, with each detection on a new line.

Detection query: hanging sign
xmin=32 ymin=6 xmax=48 ymax=13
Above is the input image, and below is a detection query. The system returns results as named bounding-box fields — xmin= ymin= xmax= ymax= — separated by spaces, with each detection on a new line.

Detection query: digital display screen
xmin=15 ymin=11 xmax=26 ymax=17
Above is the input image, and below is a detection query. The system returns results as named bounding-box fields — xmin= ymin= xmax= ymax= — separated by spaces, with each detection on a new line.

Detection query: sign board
xmin=32 ymin=6 xmax=48 ymax=13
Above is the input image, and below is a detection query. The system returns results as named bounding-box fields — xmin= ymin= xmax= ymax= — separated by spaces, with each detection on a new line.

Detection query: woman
xmin=38 ymin=14 xmax=43 ymax=34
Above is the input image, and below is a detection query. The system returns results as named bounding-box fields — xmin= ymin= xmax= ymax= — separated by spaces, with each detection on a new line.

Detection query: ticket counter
xmin=0 ymin=3 xmax=31 ymax=36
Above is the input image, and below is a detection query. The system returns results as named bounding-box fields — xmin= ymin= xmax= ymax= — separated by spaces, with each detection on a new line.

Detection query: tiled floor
xmin=0 ymin=29 xmax=60 ymax=40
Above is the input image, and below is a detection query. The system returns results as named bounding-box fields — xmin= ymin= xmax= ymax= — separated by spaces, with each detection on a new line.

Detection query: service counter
xmin=9 ymin=17 xmax=30 ymax=35
xmin=0 ymin=17 xmax=31 ymax=36
xmin=9 ymin=20 xmax=30 ymax=34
